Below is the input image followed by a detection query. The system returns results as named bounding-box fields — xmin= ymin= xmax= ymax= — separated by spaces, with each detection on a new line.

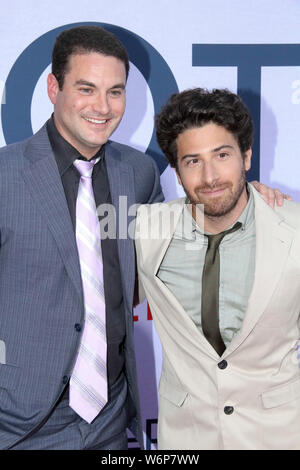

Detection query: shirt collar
xmin=235 ymin=182 xmax=255 ymax=231
xmin=46 ymin=114 xmax=105 ymax=176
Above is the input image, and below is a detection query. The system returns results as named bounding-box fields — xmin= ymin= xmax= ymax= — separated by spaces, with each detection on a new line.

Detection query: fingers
xmin=250 ymin=181 xmax=275 ymax=207
xmin=273 ymin=189 xmax=283 ymax=207
xmin=249 ymin=181 xmax=292 ymax=208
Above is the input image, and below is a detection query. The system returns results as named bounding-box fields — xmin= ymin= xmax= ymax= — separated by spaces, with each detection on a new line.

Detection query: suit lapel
xmin=152 ymin=203 xmax=185 ymax=276
xmin=147 ymin=199 xmax=220 ymax=360
xmin=105 ymin=142 xmax=136 ymax=308
xmin=21 ymin=125 xmax=83 ymax=301
xmin=223 ymin=188 xmax=294 ymax=358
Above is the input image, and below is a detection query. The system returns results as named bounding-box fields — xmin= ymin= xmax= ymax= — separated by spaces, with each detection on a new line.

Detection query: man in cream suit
xmin=135 ymin=88 xmax=300 ymax=450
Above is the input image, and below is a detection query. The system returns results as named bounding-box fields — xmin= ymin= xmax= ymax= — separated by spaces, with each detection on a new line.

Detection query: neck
xmin=192 ymin=186 xmax=249 ymax=234
xmin=52 ymin=115 xmax=102 ymax=160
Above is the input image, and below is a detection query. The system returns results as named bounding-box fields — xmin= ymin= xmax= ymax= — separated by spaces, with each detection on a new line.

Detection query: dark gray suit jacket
xmin=0 ymin=124 xmax=163 ymax=449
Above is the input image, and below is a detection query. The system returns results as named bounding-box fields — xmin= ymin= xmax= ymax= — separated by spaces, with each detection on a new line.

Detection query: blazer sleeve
xmin=145 ymin=157 xmax=164 ymax=204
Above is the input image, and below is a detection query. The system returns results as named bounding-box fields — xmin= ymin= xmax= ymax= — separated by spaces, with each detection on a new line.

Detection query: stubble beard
xmin=185 ymin=167 xmax=247 ymax=219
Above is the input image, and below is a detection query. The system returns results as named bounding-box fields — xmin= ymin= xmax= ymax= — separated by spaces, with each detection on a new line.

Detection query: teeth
xmin=84 ymin=117 xmax=107 ymax=124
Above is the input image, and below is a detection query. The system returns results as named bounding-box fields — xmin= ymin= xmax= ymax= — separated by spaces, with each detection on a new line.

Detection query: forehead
xmin=176 ymin=123 xmax=238 ymax=157
xmin=65 ymin=52 xmax=127 ymax=81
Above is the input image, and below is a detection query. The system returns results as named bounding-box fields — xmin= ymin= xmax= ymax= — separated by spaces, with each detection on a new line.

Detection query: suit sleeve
xmin=133 ymin=156 xmax=164 ymax=307
xmin=146 ymin=159 xmax=164 ymax=204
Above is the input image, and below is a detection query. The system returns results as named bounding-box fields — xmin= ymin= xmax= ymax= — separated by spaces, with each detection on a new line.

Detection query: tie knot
xmin=206 ymin=221 xmax=242 ymax=250
xmin=73 ymin=158 xmax=100 ymax=178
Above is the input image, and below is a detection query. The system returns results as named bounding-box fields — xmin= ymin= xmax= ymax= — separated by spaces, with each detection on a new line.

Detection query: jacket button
xmin=224 ymin=406 xmax=234 ymax=415
xmin=63 ymin=375 xmax=69 ymax=385
xmin=218 ymin=360 xmax=228 ymax=370
xmin=75 ymin=323 xmax=82 ymax=332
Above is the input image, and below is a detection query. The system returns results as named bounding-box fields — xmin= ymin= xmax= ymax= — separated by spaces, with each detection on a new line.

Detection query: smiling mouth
xmin=83 ymin=117 xmax=109 ymax=124
xmin=200 ymin=186 xmax=228 ymax=195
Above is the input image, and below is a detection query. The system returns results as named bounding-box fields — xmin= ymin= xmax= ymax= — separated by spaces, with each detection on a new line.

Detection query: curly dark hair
xmin=52 ymin=26 xmax=129 ymax=90
xmin=155 ymin=88 xmax=254 ymax=169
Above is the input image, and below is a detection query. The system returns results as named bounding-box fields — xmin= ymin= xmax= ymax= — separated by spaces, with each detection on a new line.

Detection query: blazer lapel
xmin=21 ymin=126 xmax=83 ymax=301
xmin=152 ymin=201 xmax=185 ymax=276
xmin=105 ymin=142 xmax=136 ymax=308
xmin=147 ymin=199 xmax=220 ymax=360
xmin=223 ymin=188 xmax=294 ymax=358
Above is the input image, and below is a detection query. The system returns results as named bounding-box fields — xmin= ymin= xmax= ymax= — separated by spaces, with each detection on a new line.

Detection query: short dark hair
xmin=52 ymin=25 xmax=130 ymax=89
xmin=155 ymin=88 xmax=254 ymax=169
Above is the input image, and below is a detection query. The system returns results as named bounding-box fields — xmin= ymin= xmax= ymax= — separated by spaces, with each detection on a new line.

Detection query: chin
xmin=204 ymin=198 xmax=239 ymax=218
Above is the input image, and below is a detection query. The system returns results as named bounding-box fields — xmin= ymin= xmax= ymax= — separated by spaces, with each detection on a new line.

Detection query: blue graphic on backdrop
xmin=192 ymin=44 xmax=300 ymax=181
xmin=1 ymin=22 xmax=179 ymax=174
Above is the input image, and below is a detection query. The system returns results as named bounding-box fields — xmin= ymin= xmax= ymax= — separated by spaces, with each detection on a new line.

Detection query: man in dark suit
xmin=0 ymin=25 xmax=163 ymax=450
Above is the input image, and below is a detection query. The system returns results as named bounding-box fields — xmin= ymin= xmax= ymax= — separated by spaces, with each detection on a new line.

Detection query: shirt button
xmin=63 ymin=375 xmax=69 ymax=385
xmin=218 ymin=360 xmax=228 ymax=370
xmin=224 ymin=406 xmax=234 ymax=415
xmin=74 ymin=323 xmax=82 ymax=332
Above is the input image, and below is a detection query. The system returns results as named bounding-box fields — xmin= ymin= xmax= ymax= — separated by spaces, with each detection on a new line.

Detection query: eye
xmin=218 ymin=152 xmax=229 ymax=159
xmin=79 ymin=87 xmax=93 ymax=94
xmin=109 ymin=89 xmax=123 ymax=97
xmin=187 ymin=158 xmax=200 ymax=167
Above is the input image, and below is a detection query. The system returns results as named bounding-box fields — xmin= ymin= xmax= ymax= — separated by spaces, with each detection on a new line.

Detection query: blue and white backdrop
xmin=0 ymin=0 xmax=299 ymax=449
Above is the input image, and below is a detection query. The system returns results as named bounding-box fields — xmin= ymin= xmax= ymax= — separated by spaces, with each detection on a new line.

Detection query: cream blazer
xmin=135 ymin=188 xmax=300 ymax=450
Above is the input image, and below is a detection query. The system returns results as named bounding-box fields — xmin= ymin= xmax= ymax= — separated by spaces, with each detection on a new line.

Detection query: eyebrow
xmin=212 ymin=144 xmax=234 ymax=152
xmin=74 ymin=80 xmax=96 ymax=88
xmin=180 ymin=144 xmax=234 ymax=160
xmin=74 ymin=79 xmax=126 ymax=90
xmin=110 ymin=83 xmax=126 ymax=90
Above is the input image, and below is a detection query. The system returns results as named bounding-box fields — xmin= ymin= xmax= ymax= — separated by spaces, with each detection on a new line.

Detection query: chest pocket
xmin=262 ymin=377 xmax=300 ymax=408
xmin=159 ymin=376 xmax=188 ymax=407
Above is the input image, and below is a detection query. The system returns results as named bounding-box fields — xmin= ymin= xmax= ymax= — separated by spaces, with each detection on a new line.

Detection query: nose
xmin=202 ymin=161 xmax=219 ymax=187
xmin=92 ymin=92 xmax=110 ymax=115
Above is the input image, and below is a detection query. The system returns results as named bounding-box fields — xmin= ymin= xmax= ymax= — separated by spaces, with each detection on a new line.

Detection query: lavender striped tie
xmin=69 ymin=158 xmax=107 ymax=423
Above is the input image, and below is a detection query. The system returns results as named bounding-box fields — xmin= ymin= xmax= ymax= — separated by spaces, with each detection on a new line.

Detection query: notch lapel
xmin=21 ymin=126 xmax=83 ymax=301
xmin=223 ymin=189 xmax=294 ymax=358
xmin=144 ymin=199 xmax=221 ymax=360
xmin=105 ymin=143 xmax=136 ymax=309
